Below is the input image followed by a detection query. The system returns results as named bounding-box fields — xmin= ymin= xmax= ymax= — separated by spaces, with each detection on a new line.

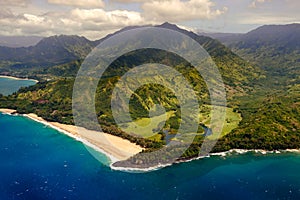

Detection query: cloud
xmin=142 ymin=0 xmax=227 ymax=22
xmin=0 ymin=7 xmax=145 ymax=39
xmin=241 ymin=0 xmax=300 ymax=25
xmin=0 ymin=0 xmax=228 ymax=39
xmin=0 ymin=9 xmax=15 ymax=18
xmin=0 ymin=0 xmax=30 ymax=7
xmin=238 ymin=14 xmax=299 ymax=24
xmin=71 ymin=8 xmax=144 ymax=27
xmin=1 ymin=0 xmax=297 ymax=40
xmin=249 ymin=0 xmax=272 ymax=8
xmin=48 ymin=0 xmax=105 ymax=9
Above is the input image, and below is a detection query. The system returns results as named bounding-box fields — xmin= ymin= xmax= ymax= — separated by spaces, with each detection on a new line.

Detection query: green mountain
xmin=0 ymin=35 xmax=94 ymax=71
xmin=205 ymin=24 xmax=300 ymax=154
xmin=214 ymin=24 xmax=300 ymax=87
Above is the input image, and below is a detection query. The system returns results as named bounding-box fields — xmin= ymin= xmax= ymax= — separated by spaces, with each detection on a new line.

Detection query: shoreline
xmin=111 ymin=148 xmax=300 ymax=172
xmin=0 ymin=75 xmax=39 ymax=83
xmin=0 ymin=109 xmax=17 ymax=114
xmin=1 ymin=108 xmax=300 ymax=172
xmin=0 ymin=109 xmax=143 ymax=164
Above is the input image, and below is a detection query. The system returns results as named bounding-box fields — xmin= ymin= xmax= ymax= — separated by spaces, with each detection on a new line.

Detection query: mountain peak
xmin=158 ymin=22 xmax=181 ymax=30
xmin=35 ymin=35 xmax=92 ymax=50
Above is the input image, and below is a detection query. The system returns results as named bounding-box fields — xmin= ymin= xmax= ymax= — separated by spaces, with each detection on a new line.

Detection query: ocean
xmin=1 ymin=113 xmax=300 ymax=200
xmin=0 ymin=76 xmax=37 ymax=96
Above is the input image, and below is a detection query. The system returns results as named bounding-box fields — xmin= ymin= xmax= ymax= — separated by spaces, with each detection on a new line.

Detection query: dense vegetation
xmin=113 ymin=84 xmax=300 ymax=168
xmin=114 ymin=24 xmax=300 ymax=168
xmin=216 ymin=24 xmax=300 ymax=87
xmin=214 ymin=88 xmax=300 ymax=151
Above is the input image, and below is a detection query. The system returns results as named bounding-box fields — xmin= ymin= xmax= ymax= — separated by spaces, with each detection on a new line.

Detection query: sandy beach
xmin=0 ymin=75 xmax=38 ymax=83
xmin=0 ymin=109 xmax=143 ymax=163
xmin=0 ymin=109 xmax=17 ymax=114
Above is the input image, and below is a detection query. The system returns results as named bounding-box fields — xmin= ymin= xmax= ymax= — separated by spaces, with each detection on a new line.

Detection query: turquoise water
xmin=0 ymin=77 xmax=37 ymax=96
xmin=0 ymin=113 xmax=300 ymax=199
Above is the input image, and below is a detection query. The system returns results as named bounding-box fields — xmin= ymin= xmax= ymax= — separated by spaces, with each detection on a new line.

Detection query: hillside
xmin=0 ymin=35 xmax=94 ymax=70
xmin=197 ymin=32 xmax=243 ymax=42
xmin=214 ymin=24 xmax=300 ymax=87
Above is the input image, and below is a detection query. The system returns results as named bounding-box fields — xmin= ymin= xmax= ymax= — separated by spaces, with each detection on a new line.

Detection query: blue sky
xmin=0 ymin=0 xmax=299 ymax=39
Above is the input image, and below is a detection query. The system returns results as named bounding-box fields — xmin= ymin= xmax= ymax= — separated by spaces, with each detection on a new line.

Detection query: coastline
xmin=0 ymin=109 xmax=143 ymax=164
xmin=111 ymin=148 xmax=300 ymax=172
xmin=1 ymin=108 xmax=300 ymax=172
xmin=0 ymin=75 xmax=39 ymax=83
xmin=0 ymin=109 xmax=16 ymax=114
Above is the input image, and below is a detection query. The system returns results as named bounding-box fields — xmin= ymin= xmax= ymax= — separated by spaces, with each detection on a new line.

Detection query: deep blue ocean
xmin=1 ymin=113 xmax=300 ymax=200
xmin=0 ymin=77 xmax=37 ymax=96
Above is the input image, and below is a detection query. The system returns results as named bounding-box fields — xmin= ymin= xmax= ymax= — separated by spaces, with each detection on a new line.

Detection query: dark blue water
xmin=0 ymin=77 xmax=37 ymax=96
xmin=0 ymin=113 xmax=300 ymax=200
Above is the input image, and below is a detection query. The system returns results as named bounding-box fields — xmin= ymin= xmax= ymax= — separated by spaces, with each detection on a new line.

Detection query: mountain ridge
xmin=0 ymin=35 xmax=94 ymax=68
xmin=215 ymin=23 xmax=300 ymax=85
xmin=0 ymin=22 xmax=261 ymax=90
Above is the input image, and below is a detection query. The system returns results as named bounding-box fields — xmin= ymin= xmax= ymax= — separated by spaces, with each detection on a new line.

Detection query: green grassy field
xmin=119 ymin=111 xmax=175 ymax=139
xmin=222 ymin=107 xmax=242 ymax=135
xmin=120 ymin=105 xmax=242 ymax=142
xmin=199 ymin=105 xmax=242 ymax=139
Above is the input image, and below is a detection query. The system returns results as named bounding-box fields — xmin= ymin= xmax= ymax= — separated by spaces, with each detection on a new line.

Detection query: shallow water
xmin=0 ymin=76 xmax=37 ymax=96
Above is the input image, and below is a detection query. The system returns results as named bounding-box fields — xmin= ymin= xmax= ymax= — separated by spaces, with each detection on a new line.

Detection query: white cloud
xmin=48 ymin=0 xmax=105 ymax=9
xmin=0 ymin=7 xmax=145 ymax=39
xmin=70 ymin=8 xmax=144 ymax=27
xmin=0 ymin=0 xmax=228 ymax=39
xmin=0 ymin=0 xmax=30 ymax=7
xmin=249 ymin=0 xmax=272 ymax=8
xmin=238 ymin=15 xmax=298 ymax=24
xmin=0 ymin=0 xmax=297 ymax=39
xmin=142 ymin=0 xmax=227 ymax=22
